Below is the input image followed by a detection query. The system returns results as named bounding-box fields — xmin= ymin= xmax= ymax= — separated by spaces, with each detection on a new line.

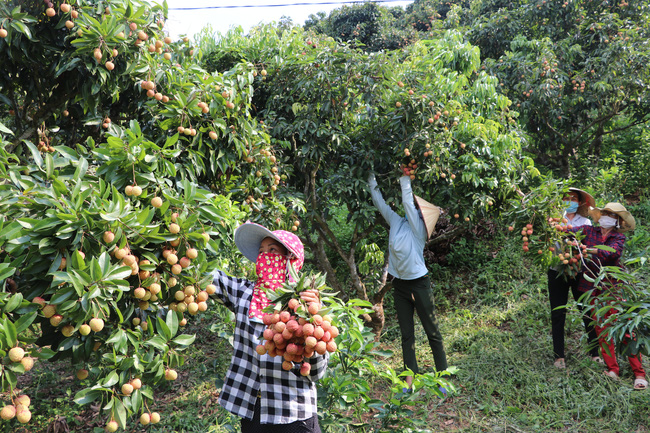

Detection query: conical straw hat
xmin=588 ymin=202 xmax=635 ymax=233
xmin=568 ymin=187 xmax=595 ymax=217
xmin=414 ymin=195 xmax=440 ymax=239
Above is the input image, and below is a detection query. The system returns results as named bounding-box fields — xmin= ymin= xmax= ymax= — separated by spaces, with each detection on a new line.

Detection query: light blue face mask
xmin=564 ymin=200 xmax=579 ymax=214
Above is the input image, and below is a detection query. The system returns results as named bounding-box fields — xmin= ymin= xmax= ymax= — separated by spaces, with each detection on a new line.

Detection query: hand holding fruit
xmin=256 ymin=273 xmax=338 ymax=374
xmin=300 ymin=289 xmax=320 ymax=305
xmin=513 ymin=217 xmax=590 ymax=278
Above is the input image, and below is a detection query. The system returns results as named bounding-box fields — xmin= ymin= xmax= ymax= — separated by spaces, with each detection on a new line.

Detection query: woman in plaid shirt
xmin=573 ymin=203 xmax=647 ymax=390
xmin=212 ymin=223 xmax=329 ymax=432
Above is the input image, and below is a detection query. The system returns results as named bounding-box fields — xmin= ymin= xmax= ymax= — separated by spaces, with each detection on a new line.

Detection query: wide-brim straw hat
xmin=414 ymin=195 xmax=440 ymax=239
xmin=588 ymin=202 xmax=635 ymax=233
xmin=234 ymin=222 xmax=304 ymax=270
xmin=568 ymin=187 xmax=595 ymax=217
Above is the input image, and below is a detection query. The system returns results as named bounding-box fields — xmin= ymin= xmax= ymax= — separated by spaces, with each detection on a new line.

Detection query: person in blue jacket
xmin=368 ymin=167 xmax=447 ymax=389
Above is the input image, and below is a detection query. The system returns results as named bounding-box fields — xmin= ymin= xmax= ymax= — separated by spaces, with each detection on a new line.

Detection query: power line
xmin=169 ymin=0 xmax=413 ymax=11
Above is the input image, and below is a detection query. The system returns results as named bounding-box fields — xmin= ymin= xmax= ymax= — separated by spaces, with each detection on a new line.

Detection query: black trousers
xmin=241 ymin=397 xmax=321 ymax=433
xmin=547 ymin=269 xmax=599 ymax=359
xmin=393 ymin=275 xmax=447 ymax=373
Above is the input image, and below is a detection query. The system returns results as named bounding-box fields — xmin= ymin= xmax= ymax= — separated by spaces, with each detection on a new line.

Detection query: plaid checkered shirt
xmin=211 ymin=269 xmax=329 ymax=424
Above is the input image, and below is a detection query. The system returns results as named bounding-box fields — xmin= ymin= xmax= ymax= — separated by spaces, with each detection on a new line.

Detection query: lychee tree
xmin=203 ymin=26 xmax=535 ymax=334
xmin=465 ymin=0 xmax=650 ymax=177
xmin=0 ymin=118 xmax=250 ymax=429
xmin=303 ymin=1 xmax=418 ymax=52
xmin=0 ymin=0 xmax=287 ymax=195
xmin=303 ymin=0 xmax=650 ymax=178
xmin=0 ymin=0 xmax=293 ymax=430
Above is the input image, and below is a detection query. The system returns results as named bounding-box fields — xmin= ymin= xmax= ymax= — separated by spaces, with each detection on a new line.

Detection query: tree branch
xmin=372 ymin=258 xmax=392 ymax=304
xmin=426 ymin=225 xmax=468 ymax=247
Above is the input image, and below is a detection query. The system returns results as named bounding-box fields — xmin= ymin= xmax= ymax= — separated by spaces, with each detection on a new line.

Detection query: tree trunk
xmin=590 ymin=124 xmax=604 ymax=163
xmin=366 ymin=260 xmax=392 ymax=338
xmin=426 ymin=226 xmax=468 ymax=247
xmin=559 ymin=142 xmax=572 ymax=178
xmin=300 ymin=157 xmax=388 ymax=336
xmin=301 ymin=226 xmax=345 ymax=299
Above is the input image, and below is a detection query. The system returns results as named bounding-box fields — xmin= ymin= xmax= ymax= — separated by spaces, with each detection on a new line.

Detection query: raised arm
xmin=400 ymin=175 xmax=428 ymax=240
xmin=210 ymin=269 xmax=249 ymax=312
xmin=368 ymin=173 xmax=399 ymax=225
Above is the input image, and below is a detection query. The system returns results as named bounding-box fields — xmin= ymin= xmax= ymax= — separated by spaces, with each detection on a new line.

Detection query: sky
xmin=161 ymin=0 xmax=415 ymax=41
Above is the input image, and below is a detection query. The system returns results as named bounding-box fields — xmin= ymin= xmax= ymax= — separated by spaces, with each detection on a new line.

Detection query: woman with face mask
xmin=211 ymin=223 xmax=329 ymax=432
xmin=548 ymin=188 xmax=601 ymax=369
xmin=572 ymin=203 xmax=647 ymax=390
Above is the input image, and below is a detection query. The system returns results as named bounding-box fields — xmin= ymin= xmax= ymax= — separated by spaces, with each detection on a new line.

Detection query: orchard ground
xmin=2 ymin=0 xmax=650 ymax=431
xmin=3 ymin=233 xmax=649 ymax=433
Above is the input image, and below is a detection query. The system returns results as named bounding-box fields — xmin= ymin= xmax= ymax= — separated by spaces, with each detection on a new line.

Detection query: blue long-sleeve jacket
xmin=368 ymin=174 xmax=428 ymax=280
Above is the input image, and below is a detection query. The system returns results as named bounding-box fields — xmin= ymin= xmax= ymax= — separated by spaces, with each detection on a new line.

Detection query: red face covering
xmin=249 ymin=252 xmax=288 ymax=321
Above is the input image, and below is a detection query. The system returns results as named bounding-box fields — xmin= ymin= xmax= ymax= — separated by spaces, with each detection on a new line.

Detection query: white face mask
xmin=599 ymin=215 xmax=618 ymax=228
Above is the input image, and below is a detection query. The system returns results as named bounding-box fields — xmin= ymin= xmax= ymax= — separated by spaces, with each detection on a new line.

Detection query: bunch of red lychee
xmin=512 ymin=219 xmax=589 ymax=276
xmin=256 ymin=299 xmax=339 ymax=376
xmin=520 ymin=223 xmax=534 ymax=252
xmin=403 ymin=159 xmax=418 ymax=180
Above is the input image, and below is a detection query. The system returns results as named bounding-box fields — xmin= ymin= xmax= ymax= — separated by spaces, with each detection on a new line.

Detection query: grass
xmin=3 ymin=238 xmax=650 ymax=432
xmin=443 ymin=298 xmax=645 ymax=432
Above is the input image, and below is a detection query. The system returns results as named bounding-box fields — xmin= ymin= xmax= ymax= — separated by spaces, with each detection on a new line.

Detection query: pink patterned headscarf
xmin=234 ymin=223 xmax=304 ymax=272
xmin=249 ymin=252 xmax=288 ymax=320
xmin=234 ymin=224 xmax=305 ymax=321
xmin=270 ymin=230 xmax=304 ymax=274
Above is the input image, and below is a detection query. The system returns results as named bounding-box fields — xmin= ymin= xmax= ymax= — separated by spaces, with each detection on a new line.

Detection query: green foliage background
xmin=1 ymin=0 xmax=650 ymax=431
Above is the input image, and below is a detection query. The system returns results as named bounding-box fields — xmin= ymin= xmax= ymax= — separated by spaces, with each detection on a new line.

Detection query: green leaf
xmin=45 ymin=153 xmax=54 ymax=179
xmin=24 ymin=140 xmax=43 ymax=168
xmin=98 ymin=252 xmax=111 ymax=275
xmin=11 ymin=20 xmax=32 ymax=39
xmin=156 ymin=316 xmax=171 ymax=341
xmin=35 ymin=347 xmax=56 ymax=359
xmin=130 ymin=388 xmax=142 ymax=412
xmin=102 ymin=370 xmax=120 ymax=388
xmin=0 ymin=222 xmax=24 ymax=242
xmin=114 ymin=398 xmax=127 ymax=430
xmin=74 ymin=157 xmax=89 ymax=179
xmin=74 ymin=388 xmax=103 ymax=405
xmin=125 ymin=2 xmax=133 ymax=18
xmin=3 ymin=317 xmax=18 ymax=347
xmin=90 ymin=257 xmax=102 ymax=281
xmin=172 ymin=334 xmax=196 ymax=346
xmin=54 ymin=58 xmax=82 ymax=79
xmin=105 ymin=265 xmax=133 ymax=281
xmin=13 ymin=311 xmax=37 ymax=333
xmin=1 ymin=370 xmax=17 ymax=391
xmin=0 ymin=121 xmax=13 ymax=135
xmin=0 ymin=263 xmax=16 ymax=281
xmin=141 ymin=386 xmax=154 ymax=399
xmin=50 ymin=287 xmax=77 ymax=305
xmin=165 ymin=310 xmax=179 ymax=339
xmin=145 ymin=335 xmax=168 ymax=351
xmin=106 ymin=328 xmax=127 ymax=350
